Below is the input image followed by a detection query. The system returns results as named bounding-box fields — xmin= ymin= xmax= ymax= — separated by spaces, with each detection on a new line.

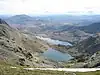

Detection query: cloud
xmin=0 ymin=0 xmax=100 ymax=15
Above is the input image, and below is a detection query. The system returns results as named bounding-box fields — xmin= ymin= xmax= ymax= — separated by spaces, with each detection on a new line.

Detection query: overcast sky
xmin=0 ymin=0 xmax=100 ymax=15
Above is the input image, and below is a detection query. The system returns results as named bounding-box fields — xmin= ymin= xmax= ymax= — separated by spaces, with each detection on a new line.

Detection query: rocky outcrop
xmin=68 ymin=34 xmax=100 ymax=56
xmin=68 ymin=34 xmax=100 ymax=68
xmin=85 ymin=51 xmax=100 ymax=68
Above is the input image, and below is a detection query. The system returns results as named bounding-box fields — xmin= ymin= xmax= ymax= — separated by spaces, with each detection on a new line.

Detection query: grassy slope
xmin=0 ymin=61 xmax=100 ymax=75
xmin=0 ymin=61 xmax=66 ymax=75
xmin=0 ymin=65 xmax=65 ymax=75
xmin=76 ymin=71 xmax=100 ymax=75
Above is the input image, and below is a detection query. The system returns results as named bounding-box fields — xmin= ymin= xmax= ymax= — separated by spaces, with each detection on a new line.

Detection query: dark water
xmin=43 ymin=48 xmax=73 ymax=61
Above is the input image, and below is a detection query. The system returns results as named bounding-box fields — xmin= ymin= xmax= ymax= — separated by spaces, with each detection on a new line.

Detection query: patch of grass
xmin=1 ymin=61 xmax=100 ymax=75
xmin=76 ymin=71 xmax=100 ymax=75
xmin=0 ymin=64 xmax=67 ymax=75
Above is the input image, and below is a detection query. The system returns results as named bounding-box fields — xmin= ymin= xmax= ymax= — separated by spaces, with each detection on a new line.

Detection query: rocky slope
xmin=86 ymin=51 xmax=100 ymax=68
xmin=67 ymin=33 xmax=100 ymax=68
xmin=0 ymin=19 xmax=63 ymax=68
xmin=68 ymin=34 xmax=100 ymax=54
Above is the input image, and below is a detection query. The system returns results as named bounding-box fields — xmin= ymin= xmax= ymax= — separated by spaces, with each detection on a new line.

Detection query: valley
xmin=1 ymin=0 xmax=100 ymax=74
xmin=0 ymin=14 xmax=100 ymax=74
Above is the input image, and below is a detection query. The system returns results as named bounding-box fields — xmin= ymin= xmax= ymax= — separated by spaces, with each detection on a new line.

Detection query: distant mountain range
xmin=4 ymin=14 xmax=100 ymax=27
xmin=5 ymin=14 xmax=34 ymax=25
xmin=45 ymin=21 xmax=100 ymax=34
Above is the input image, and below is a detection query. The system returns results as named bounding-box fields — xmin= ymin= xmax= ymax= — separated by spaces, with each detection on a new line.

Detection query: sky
xmin=0 ymin=0 xmax=100 ymax=15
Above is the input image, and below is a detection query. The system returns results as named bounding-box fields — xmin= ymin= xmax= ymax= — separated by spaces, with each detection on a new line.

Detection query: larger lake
xmin=36 ymin=36 xmax=72 ymax=46
xmin=43 ymin=48 xmax=73 ymax=61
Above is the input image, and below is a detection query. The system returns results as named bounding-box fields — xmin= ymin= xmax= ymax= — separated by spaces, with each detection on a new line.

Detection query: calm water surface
xmin=43 ymin=48 xmax=73 ymax=61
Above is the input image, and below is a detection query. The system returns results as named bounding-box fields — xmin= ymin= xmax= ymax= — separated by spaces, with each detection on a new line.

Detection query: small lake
xmin=43 ymin=48 xmax=73 ymax=61
xmin=36 ymin=36 xmax=73 ymax=61
xmin=36 ymin=36 xmax=72 ymax=46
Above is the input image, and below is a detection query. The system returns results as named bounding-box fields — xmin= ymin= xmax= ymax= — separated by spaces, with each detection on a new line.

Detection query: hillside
xmin=67 ymin=34 xmax=100 ymax=68
xmin=79 ymin=22 xmax=100 ymax=33
xmin=68 ymin=34 xmax=100 ymax=56
xmin=0 ymin=19 xmax=63 ymax=68
xmin=5 ymin=14 xmax=35 ymax=26
xmin=43 ymin=29 xmax=92 ymax=43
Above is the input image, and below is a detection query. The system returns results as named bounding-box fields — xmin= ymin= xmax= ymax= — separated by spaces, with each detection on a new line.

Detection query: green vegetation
xmin=0 ymin=65 xmax=66 ymax=75
xmin=76 ymin=71 xmax=100 ymax=75
xmin=0 ymin=61 xmax=100 ymax=75
xmin=0 ymin=61 xmax=66 ymax=75
xmin=1 ymin=65 xmax=100 ymax=75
